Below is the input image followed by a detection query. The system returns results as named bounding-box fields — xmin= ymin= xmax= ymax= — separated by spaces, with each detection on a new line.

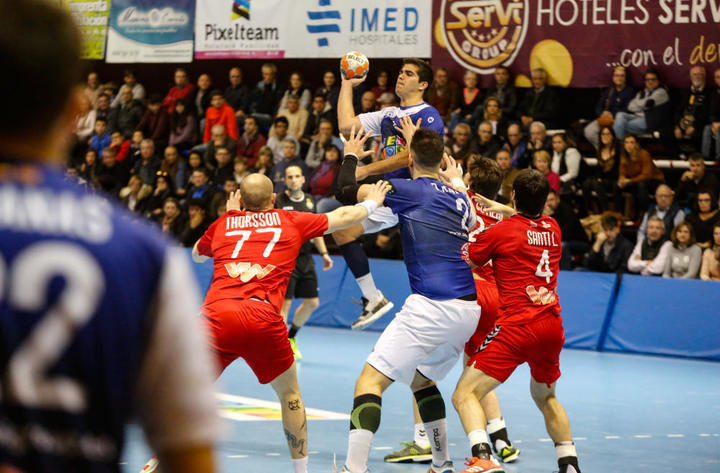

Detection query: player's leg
xmin=410 ymin=373 xmax=453 ymax=472
xmin=480 ymin=391 xmax=519 ymax=463
xmin=287 ymin=261 xmax=320 ymax=359
xmin=383 ymin=397 xmax=432 ymax=464
xmin=269 ymin=362 xmax=310 ymax=473
xmin=288 ymin=297 xmax=319 ymax=332
xmin=530 ymin=380 xmax=580 ymax=473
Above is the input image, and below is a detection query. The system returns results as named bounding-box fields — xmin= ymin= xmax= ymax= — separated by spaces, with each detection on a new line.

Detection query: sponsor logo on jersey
xmin=225 ymin=262 xmax=276 ymax=281
xmin=525 ymin=284 xmax=557 ymax=305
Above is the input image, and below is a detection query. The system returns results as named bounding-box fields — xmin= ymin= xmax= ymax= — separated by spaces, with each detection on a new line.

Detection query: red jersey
xmin=196 ymin=209 xmax=328 ymax=313
xmin=467 ymin=191 xmax=505 ymax=284
xmin=464 ymin=214 xmax=562 ymax=325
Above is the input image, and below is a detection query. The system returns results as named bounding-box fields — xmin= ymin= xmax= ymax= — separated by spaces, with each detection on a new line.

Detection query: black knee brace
xmin=349 ymin=393 xmax=382 ymax=432
xmin=414 ymin=385 xmax=445 ymax=423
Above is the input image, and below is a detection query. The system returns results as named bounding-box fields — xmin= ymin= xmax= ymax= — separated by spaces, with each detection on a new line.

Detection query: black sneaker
xmin=351 ymin=294 xmax=394 ymax=330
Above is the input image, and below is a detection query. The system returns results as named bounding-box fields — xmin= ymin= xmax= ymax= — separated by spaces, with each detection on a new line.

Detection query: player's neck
xmin=519 ymin=211 xmax=542 ymax=219
xmin=412 ymin=169 xmax=439 ymax=180
xmin=286 ymin=189 xmax=304 ymax=200
xmin=399 ymin=92 xmax=424 ymax=107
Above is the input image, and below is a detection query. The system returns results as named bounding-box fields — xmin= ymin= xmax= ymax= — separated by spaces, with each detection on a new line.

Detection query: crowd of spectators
xmin=68 ymin=62 xmax=720 ymax=279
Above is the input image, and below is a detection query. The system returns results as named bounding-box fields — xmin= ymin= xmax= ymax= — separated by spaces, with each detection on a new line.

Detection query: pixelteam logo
xmin=232 ymin=0 xmax=250 ymax=20
xmin=441 ymin=0 xmax=528 ymax=74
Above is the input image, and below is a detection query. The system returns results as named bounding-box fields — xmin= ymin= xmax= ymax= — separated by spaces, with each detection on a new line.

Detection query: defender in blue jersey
xmin=334 ymin=59 xmax=445 ymax=330
xmin=337 ymin=129 xmax=479 ymax=473
xmin=0 ymin=3 xmax=218 ymax=473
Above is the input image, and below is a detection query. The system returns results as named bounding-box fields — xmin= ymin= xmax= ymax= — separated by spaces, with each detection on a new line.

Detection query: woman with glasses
xmin=685 ymin=190 xmax=720 ymax=248
xmin=582 ymin=126 xmax=621 ymax=214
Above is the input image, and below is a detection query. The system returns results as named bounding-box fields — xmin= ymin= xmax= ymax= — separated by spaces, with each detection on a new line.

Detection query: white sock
xmin=414 ymin=422 xmax=430 ymax=448
xmin=346 ymin=429 xmax=374 ymax=473
xmin=468 ymin=428 xmax=490 ymax=449
xmin=555 ymin=441 xmax=577 ymax=459
xmin=424 ymin=418 xmax=450 ymax=466
xmin=356 ymin=273 xmax=382 ymax=302
xmin=292 ymin=456 xmax=308 ymax=473
xmin=486 ymin=417 xmax=507 ymax=450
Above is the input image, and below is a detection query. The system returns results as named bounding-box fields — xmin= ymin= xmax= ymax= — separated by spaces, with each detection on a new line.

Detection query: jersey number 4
xmin=535 ymin=249 xmax=553 ymax=283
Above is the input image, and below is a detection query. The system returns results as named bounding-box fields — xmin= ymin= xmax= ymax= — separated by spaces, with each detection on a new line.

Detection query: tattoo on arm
xmin=288 ymin=399 xmax=302 ymax=410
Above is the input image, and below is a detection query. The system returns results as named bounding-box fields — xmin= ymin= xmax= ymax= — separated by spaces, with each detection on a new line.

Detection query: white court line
xmin=699 ymin=433 xmax=711 ymax=437
xmin=514 ymin=440 xmax=523 ymax=444
xmin=227 ymin=455 xmax=248 ymax=458
xmin=539 ymin=438 xmax=553 ymax=442
xmin=667 ymin=434 xmax=684 ymax=438
xmin=633 ymin=434 xmax=652 ymax=438
xmin=373 ymin=446 xmax=392 ymax=450
xmin=605 ymin=435 xmax=620 ymax=439
xmin=449 ymin=442 xmax=456 ymax=446
xmin=216 ymin=392 xmax=350 ymax=422
xmin=574 ymin=437 xmax=587 ymax=440
xmin=309 ymin=451 xmax=319 ymax=454
xmin=266 ymin=453 xmax=281 ymax=456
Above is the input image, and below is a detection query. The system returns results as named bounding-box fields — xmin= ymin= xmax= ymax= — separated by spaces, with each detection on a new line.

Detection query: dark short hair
xmin=148 ymin=93 xmax=163 ymax=105
xmin=512 ymin=169 xmax=550 ymax=216
xmin=495 ymin=65 xmax=511 ymax=75
xmin=688 ymin=152 xmax=705 ymax=163
xmin=123 ymin=69 xmax=136 ymax=79
xmin=601 ymin=214 xmax=619 ymax=230
xmin=313 ymin=93 xmax=327 ymax=101
xmin=409 ymin=128 xmax=444 ymax=169
xmin=187 ymin=198 xmax=207 ymax=211
xmin=210 ymin=89 xmax=224 ymax=99
xmin=193 ymin=167 xmax=210 ymax=177
xmin=402 ymin=58 xmax=434 ymax=90
xmin=468 ymin=157 xmax=503 ymax=198
xmin=95 ymin=117 xmax=107 ymax=124
xmin=274 ymin=116 xmax=289 ymax=127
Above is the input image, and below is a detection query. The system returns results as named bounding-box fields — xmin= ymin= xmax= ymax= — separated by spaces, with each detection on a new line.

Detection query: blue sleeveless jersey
xmin=0 ymin=164 xmax=171 ymax=472
xmin=385 ymin=177 xmax=476 ymax=300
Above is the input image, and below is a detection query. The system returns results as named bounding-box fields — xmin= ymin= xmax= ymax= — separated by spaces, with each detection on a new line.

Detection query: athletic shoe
xmin=383 ymin=441 xmax=432 ymax=463
xmin=457 ymin=456 xmax=504 ymax=473
xmin=427 ymin=460 xmax=455 ymax=473
xmin=139 ymin=456 xmax=159 ymax=473
xmin=289 ymin=337 xmax=302 ymax=360
xmin=493 ymin=444 xmax=520 ymax=463
xmin=351 ymin=295 xmax=394 ymax=330
xmin=557 ymin=461 xmax=580 ymax=473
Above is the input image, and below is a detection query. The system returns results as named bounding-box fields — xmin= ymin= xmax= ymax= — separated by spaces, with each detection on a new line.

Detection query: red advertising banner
xmin=431 ymin=0 xmax=720 ymax=88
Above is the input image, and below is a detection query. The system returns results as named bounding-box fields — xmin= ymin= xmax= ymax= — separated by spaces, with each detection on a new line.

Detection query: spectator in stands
xmin=270 ymin=139 xmax=308 ymax=193
xmin=551 ymin=132 xmax=584 ymax=194
xmin=701 ymin=68 xmax=720 ymax=160
xmin=504 ymin=122 xmax=529 ymax=168
xmin=305 ymin=119 xmax=343 ymax=170
xmin=496 ymin=148 xmax=519 ymax=198
xmin=533 ymin=150 xmax=560 ymax=192
xmin=583 ymin=65 xmax=634 ymax=148
xmin=129 ymin=130 xmax=143 ymax=161
xmin=75 ymin=93 xmax=96 ymax=145
xmin=614 ymin=134 xmax=664 ymax=218
xmin=101 ymin=82 xmax=117 ymax=105
xmin=109 ymin=131 xmax=131 ymax=163
xmin=675 ymin=66 xmax=711 ymax=152
xmin=544 ymin=189 xmax=590 ymax=269
xmin=583 ymin=126 xmax=621 ymax=214
xmin=663 ymin=222 xmax=702 ymax=279
xmin=202 ymin=124 xmax=237 ymax=169
xmin=203 ymin=90 xmax=239 ymax=143
xmin=585 ymin=214 xmax=634 ymax=273
xmin=177 ymin=151 xmax=202 ymax=198
xmin=252 ymin=146 xmax=274 ymax=176
xmin=426 ymin=67 xmax=458 ymax=121
xmin=628 ymin=216 xmax=672 ymax=276
xmin=209 ymin=179 xmax=238 ymax=220
xmin=237 ymin=115 xmax=266 ymax=167
xmin=212 ymin=146 xmax=234 ymax=186
xmin=637 ymin=183 xmax=685 ymax=242
xmin=168 ymin=99 xmax=197 ymax=153
xmin=95 ymin=93 xmax=111 ymax=122
xmin=677 ymin=153 xmax=719 ymax=207
xmin=613 ymin=69 xmax=670 ymax=139
xmin=84 ymin=71 xmax=101 ymax=108
xmin=119 ymin=175 xmax=151 ymax=213
xmin=449 ymin=123 xmax=473 ymax=166
xmin=132 ymin=139 xmax=160 ymax=186
xmin=277 ymin=95 xmax=309 ymax=142
xmin=370 ymin=70 xmax=390 ymax=99
xmin=487 ymin=65 xmax=518 ymax=119
xmin=233 ymin=157 xmax=250 ymax=184
xmin=359 ymin=91 xmax=377 ymax=114
xmin=136 ymin=94 xmax=169 ymax=148
xmin=186 ymin=167 xmax=215 ymax=207
xmin=700 ymin=222 xmax=720 ymax=280
xmin=162 ymin=68 xmax=194 ymax=113
xmin=111 ymin=69 xmax=145 ymax=107
xmin=472 ymin=96 xmax=506 ymax=137
xmin=96 ymin=146 xmax=128 ymax=196
xmin=519 ymin=68 xmax=559 ymax=129
xmin=157 ymin=197 xmax=186 ymax=240
xmin=686 ymin=190 xmax=720 ymax=248
xmin=316 ymin=70 xmax=340 ymax=112
xmin=108 ymin=85 xmax=143 ymax=139
xmin=378 ymin=91 xmax=399 ymax=108
xmin=279 ymin=71 xmax=311 ymax=112
xmin=311 ymin=144 xmax=342 ymax=213
xmin=449 ymin=70 xmax=482 ymax=132
xmin=249 ymin=62 xmax=283 ymax=128
xmin=224 ymin=67 xmax=248 ymax=124
xmin=180 ymin=199 xmax=211 ymax=248
xmin=89 ymin=117 xmax=111 ymax=153
xmin=267 ymin=116 xmax=300 ymax=163
xmin=160 ymin=145 xmax=186 ymax=191
xmin=143 ymin=171 xmax=175 ymax=219
xmin=472 ymin=121 xmax=503 ymax=157
xmin=524 ymin=121 xmax=552 ymax=168
xmin=79 ymin=149 xmax=99 ymax=183
xmin=191 ymin=73 xmax=212 ymax=123
xmin=303 ymin=94 xmax=336 ymax=147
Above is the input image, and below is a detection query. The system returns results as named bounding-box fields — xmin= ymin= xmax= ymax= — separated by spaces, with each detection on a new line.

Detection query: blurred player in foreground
xmin=0 ymin=2 xmax=219 ymax=473
xmin=192 ymin=173 xmax=390 ymax=473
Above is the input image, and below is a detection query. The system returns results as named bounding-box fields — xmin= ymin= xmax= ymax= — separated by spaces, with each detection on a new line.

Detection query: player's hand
xmin=342 ymin=125 xmax=374 ymax=160
xmin=471 ymin=194 xmax=517 ymax=217
xmin=322 ymin=254 xmax=333 ymax=270
xmin=226 ymin=189 xmax=242 ymax=211
xmin=363 ymin=179 xmax=392 ymax=206
xmin=342 ymin=75 xmax=367 ymax=87
xmin=596 ymin=231 xmax=608 ymax=245
xmin=393 ymin=116 xmax=421 ymax=148
xmin=439 ymin=153 xmax=463 ymax=185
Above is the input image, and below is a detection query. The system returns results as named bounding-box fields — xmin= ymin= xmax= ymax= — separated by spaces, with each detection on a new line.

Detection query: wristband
xmin=355 ymin=200 xmax=378 ymax=215
xmin=451 ymin=177 xmax=466 ymax=190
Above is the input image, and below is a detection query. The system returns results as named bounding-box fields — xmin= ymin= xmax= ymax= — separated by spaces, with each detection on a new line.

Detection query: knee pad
xmin=350 ymin=393 xmax=382 ymax=433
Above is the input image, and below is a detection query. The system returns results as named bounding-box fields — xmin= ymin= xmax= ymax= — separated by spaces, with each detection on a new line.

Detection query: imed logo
xmin=441 ymin=0 xmax=528 ymax=74
xmin=232 ymin=0 xmax=250 ymax=21
xmin=225 ymin=262 xmax=276 ymax=282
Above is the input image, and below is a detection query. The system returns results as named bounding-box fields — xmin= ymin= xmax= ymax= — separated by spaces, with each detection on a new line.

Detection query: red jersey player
xmin=452 ymin=169 xmax=581 ymax=473
xmin=192 ymin=173 xmax=390 ymax=473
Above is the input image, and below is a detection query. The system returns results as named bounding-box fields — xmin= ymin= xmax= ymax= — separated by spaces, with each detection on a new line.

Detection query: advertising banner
xmin=432 ymin=0 xmax=720 ymax=88
xmin=106 ymin=0 xmax=194 ymax=63
xmin=63 ymin=0 xmax=111 ymax=60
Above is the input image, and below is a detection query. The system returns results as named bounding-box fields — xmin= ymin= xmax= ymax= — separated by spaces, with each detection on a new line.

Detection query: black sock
xmin=288 ymin=324 xmax=300 ymax=339
xmin=558 ymin=456 xmax=581 ymax=473
xmin=471 ymin=442 xmax=492 ymax=459
xmin=489 ymin=427 xmax=510 ymax=448
xmin=339 ymin=241 xmax=370 ymax=279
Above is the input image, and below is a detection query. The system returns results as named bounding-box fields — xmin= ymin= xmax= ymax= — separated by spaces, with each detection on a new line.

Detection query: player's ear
xmin=271 ymin=193 xmax=276 ymax=206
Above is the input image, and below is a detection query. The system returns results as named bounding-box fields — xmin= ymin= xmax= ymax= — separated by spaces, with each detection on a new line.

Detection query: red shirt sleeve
xmin=196 ymin=217 xmax=221 ymax=257
xmin=290 ymin=212 xmax=329 ymax=241
xmin=467 ymin=221 xmax=503 ymax=267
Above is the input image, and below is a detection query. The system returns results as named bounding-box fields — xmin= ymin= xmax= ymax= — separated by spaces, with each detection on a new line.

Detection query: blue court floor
xmin=122 ymin=326 xmax=720 ymax=473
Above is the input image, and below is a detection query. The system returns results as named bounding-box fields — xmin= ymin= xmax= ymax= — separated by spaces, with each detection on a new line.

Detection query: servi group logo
xmin=441 ymin=0 xmax=528 ymax=74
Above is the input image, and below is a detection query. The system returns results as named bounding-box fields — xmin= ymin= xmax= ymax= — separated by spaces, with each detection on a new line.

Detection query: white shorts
xmin=361 ymin=206 xmax=398 ymax=234
xmin=366 ymin=294 xmax=480 ymax=385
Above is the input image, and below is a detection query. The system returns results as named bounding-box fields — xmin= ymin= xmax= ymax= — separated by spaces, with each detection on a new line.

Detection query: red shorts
xmin=203 ymin=299 xmax=294 ymax=384
xmin=464 ymin=279 xmax=500 ymax=358
xmin=468 ymin=314 xmax=565 ymax=386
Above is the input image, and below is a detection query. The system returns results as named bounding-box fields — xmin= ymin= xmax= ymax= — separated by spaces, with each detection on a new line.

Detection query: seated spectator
xmin=628 ymin=216 xmax=672 ymax=276
xmin=79 ymin=149 xmax=99 ymax=183
xmin=315 ymin=70 xmax=340 ymax=112
xmin=449 ymin=123 xmax=473 ymax=166
xmin=162 ymin=68 xmax=194 ymax=113
xmin=180 ymin=199 xmax=211 ymax=248
xmin=96 ymin=147 xmax=129 ymax=196
xmin=701 ymin=68 xmax=720 ymax=160
xmin=202 ymin=124 xmax=237 ymax=169
xmin=267 ymin=116 xmax=300 ymax=163
xmin=519 ymin=68 xmax=559 ymax=128
xmin=637 ymin=184 xmax=685 ymax=242
xmin=209 ymin=178 xmax=239 ymax=218
xmin=614 ymin=135 xmax=664 ymax=218
xmin=496 ymin=149 xmax=519 ymax=198
xmin=108 ymin=85 xmax=144 ymax=139
xmin=160 ymin=145 xmax=187 ymax=191
xmin=310 ymin=144 xmax=342 ymax=213
xmin=156 ymin=197 xmax=187 ymax=240
xmin=523 ymin=121 xmax=551 ymax=168
xmin=303 ymin=93 xmax=336 ymax=146
xmin=75 ymin=94 xmax=96 ymax=145
xmin=111 ymin=69 xmax=145 ymax=108
xmin=471 ymin=96 xmax=506 ymax=136
xmin=95 ymin=93 xmax=111 ymax=121
xmin=129 ymin=130 xmax=143 ymax=160
xmin=101 ymin=82 xmax=117 ymax=108
xmin=143 ymin=172 xmax=176 ymax=219
xmin=677 ymin=153 xmax=719 ymax=207
xmin=426 ymin=68 xmax=458 ymax=121
xmin=276 ymin=94 xmax=308 ymax=142
xmin=185 ymin=167 xmax=216 ymax=207
xmin=472 ymin=121 xmax=503 ymax=157
xmin=370 ymin=70 xmax=390 ymax=99
xmin=685 ymin=191 xmax=720 ymax=248
xmin=131 ymin=139 xmax=160 ymax=186
xmin=211 ymin=146 xmax=234 ymax=186
xmin=237 ymin=116 xmax=267 ymax=167
xmin=203 ymin=90 xmax=239 ymax=143
xmin=168 ymin=99 xmax=197 ymax=152
xmin=233 ymin=157 xmax=250 ymax=184
xmin=89 ymin=118 xmax=111 ymax=153
xmin=270 ymin=139 xmax=309 ymax=193
xmin=248 ymin=62 xmax=283 ymax=128
xmin=614 ymin=69 xmax=670 ymax=139
xmin=305 ymin=119 xmax=343 ymax=169
xmin=251 ymin=146 xmax=274 ymax=176
xmin=119 ymin=175 xmax=151 ymax=213
xmin=533 ymin=150 xmax=560 ymax=192
xmin=378 ymin=91 xmax=399 ymax=109
xmin=486 ymin=65 xmax=518 ymax=120
xmin=663 ymin=222 xmax=702 ymax=278
xmin=504 ymin=123 xmax=528 ymax=168
xmin=278 ymin=71 xmax=311 ymax=112
xmin=543 ymin=189 xmax=589 ymax=269
xmin=224 ymin=67 xmax=248 ymax=123
xmin=84 ymin=71 xmax=102 ymax=108
xmin=585 ymin=214 xmax=634 ymax=273
xmin=109 ymin=131 xmax=131 ymax=163
xmin=674 ymin=66 xmax=710 ymax=152
xmin=551 ymin=132 xmax=584 ymax=194
xmin=136 ymin=94 xmax=169 ymax=148
xmin=178 ymin=151 xmax=204 ymax=197
xmin=583 ymin=126 xmax=621 ymax=214
xmin=359 ymin=91 xmax=377 ymax=114
xmin=191 ymin=73 xmax=212 ymax=122
xmin=449 ymin=70 xmax=482 ymax=132
xmin=583 ymin=65 xmax=634 ymax=148
xmin=700 ymin=222 xmax=720 ymax=280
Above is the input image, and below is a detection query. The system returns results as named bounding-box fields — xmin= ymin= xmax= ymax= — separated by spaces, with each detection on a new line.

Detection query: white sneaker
xmin=139 ymin=456 xmax=159 ymax=473
xmin=351 ymin=295 xmax=394 ymax=330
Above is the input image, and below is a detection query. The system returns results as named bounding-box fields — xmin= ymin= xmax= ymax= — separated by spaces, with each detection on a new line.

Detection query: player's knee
xmin=413 ymin=385 xmax=445 ymax=422
xmin=349 ymin=393 xmax=382 ymax=433
xmin=451 ymin=386 xmax=473 ymax=411
xmin=305 ymin=298 xmax=319 ymax=310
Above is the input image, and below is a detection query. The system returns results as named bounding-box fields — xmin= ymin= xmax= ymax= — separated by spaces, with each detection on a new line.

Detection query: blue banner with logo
xmin=107 ymin=0 xmax=194 ymax=63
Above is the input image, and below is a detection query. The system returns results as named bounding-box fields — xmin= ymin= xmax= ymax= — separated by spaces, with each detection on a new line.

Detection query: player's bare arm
xmin=338 ymin=76 xmax=366 ymax=133
xmin=311 ymin=236 xmax=333 ymax=270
